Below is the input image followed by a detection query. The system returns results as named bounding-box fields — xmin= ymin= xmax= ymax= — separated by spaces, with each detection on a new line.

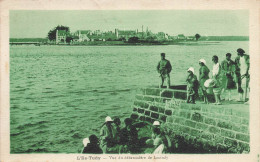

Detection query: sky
xmin=10 ymin=10 xmax=249 ymax=38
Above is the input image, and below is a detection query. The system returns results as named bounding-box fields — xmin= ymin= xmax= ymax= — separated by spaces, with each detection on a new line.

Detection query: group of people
xmin=157 ymin=48 xmax=250 ymax=105
xmin=82 ymin=116 xmax=169 ymax=154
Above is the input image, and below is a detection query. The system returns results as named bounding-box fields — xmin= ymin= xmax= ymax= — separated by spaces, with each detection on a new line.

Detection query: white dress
xmin=240 ymin=56 xmax=248 ymax=86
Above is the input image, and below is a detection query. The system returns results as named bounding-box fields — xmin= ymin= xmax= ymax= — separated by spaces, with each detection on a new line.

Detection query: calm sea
xmin=10 ymin=41 xmax=248 ymax=153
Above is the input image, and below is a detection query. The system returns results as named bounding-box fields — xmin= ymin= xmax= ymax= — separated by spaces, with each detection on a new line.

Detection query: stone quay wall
xmin=130 ymin=87 xmax=250 ymax=153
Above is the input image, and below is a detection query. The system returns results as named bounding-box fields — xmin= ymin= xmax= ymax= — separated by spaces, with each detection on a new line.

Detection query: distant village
xmin=9 ymin=25 xmax=249 ymax=45
xmin=54 ymin=26 xmax=196 ymax=44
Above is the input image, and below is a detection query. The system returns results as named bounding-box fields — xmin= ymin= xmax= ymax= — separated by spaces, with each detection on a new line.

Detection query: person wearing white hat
xmin=100 ymin=116 xmax=117 ymax=153
xmin=153 ymin=121 xmax=160 ymax=126
xmin=186 ymin=67 xmax=199 ymax=104
xmin=199 ymin=59 xmax=210 ymax=104
xmin=82 ymin=135 xmax=102 ymax=154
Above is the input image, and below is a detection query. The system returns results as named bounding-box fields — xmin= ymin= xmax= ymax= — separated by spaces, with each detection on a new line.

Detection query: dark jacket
xmin=221 ymin=59 xmax=236 ymax=75
xmin=82 ymin=143 xmax=103 ymax=154
xmin=157 ymin=59 xmax=172 ymax=75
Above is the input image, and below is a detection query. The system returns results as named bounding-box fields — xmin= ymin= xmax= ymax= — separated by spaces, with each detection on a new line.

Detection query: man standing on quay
xmin=235 ymin=48 xmax=250 ymax=102
xmin=157 ymin=53 xmax=172 ymax=89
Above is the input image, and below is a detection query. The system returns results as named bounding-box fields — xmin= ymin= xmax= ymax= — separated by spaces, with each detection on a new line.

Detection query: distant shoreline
xmin=9 ymin=40 xmax=249 ymax=47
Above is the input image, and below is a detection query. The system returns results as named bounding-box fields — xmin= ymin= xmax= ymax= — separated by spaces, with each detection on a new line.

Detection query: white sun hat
xmin=83 ymin=138 xmax=90 ymax=147
xmin=153 ymin=121 xmax=160 ymax=126
xmin=187 ymin=67 xmax=195 ymax=74
xmin=105 ymin=116 xmax=113 ymax=122
xmin=199 ymin=59 xmax=206 ymax=65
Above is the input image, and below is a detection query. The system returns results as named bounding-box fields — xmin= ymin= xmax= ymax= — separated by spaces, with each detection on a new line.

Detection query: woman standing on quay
xmin=212 ymin=55 xmax=223 ymax=105
xmin=199 ymin=59 xmax=210 ymax=104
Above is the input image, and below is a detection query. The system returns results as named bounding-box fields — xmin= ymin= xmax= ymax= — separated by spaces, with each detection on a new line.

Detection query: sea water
xmin=10 ymin=41 xmax=248 ymax=153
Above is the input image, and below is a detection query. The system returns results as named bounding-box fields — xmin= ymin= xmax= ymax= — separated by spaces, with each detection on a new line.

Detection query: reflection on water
xmin=10 ymin=42 xmax=248 ymax=153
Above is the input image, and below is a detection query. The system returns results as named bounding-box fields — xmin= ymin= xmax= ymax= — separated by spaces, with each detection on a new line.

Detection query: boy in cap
xmin=186 ymin=67 xmax=199 ymax=104
xmin=100 ymin=116 xmax=117 ymax=153
xmin=157 ymin=53 xmax=172 ymax=88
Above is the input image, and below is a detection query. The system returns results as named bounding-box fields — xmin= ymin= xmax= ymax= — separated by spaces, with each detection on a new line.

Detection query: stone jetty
xmin=130 ymin=86 xmax=249 ymax=153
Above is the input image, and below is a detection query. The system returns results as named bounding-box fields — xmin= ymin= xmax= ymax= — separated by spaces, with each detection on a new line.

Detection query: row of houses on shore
xmin=55 ymin=27 xmax=195 ymax=44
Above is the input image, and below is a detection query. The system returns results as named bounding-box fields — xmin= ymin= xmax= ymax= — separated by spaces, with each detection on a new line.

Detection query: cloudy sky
xmin=10 ymin=10 xmax=248 ymax=38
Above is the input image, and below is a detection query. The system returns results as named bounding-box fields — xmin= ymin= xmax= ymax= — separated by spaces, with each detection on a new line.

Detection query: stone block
xmin=160 ymin=90 xmax=174 ymax=98
xmin=145 ymin=117 xmax=152 ymax=123
xmin=180 ymin=103 xmax=189 ymax=109
xmin=230 ymin=116 xmax=241 ymax=124
xmin=174 ymin=117 xmax=186 ymax=125
xmin=191 ymin=105 xmax=201 ymax=111
xmin=180 ymin=111 xmax=191 ymax=119
xmin=215 ymin=114 xmax=230 ymax=121
xmin=216 ymin=107 xmax=225 ymax=114
xmin=172 ymin=109 xmax=180 ymax=116
xmin=224 ymin=108 xmax=232 ymax=115
xmin=241 ymin=118 xmax=249 ymax=125
xmin=232 ymin=110 xmax=242 ymax=117
xmin=165 ymin=109 xmax=172 ymax=116
xmin=173 ymin=91 xmax=187 ymax=100
xmin=185 ymin=120 xmax=196 ymax=128
xmin=145 ymin=88 xmax=161 ymax=96
xmin=232 ymin=124 xmax=241 ymax=132
xmin=171 ymin=123 xmax=180 ymax=132
xmin=134 ymin=101 xmax=149 ymax=109
xmin=180 ymin=126 xmax=190 ymax=134
xmin=140 ymin=88 xmax=146 ymax=95
xmin=139 ymin=116 xmax=145 ymax=121
xmin=133 ymin=107 xmax=137 ymax=112
xmin=201 ymin=106 xmax=209 ymax=113
xmin=209 ymin=126 xmax=220 ymax=134
xmin=158 ymin=107 xmax=165 ymax=113
xmin=236 ymin=133 xmax=249 ymax=142
xmin=138 ymin=108 xmax=145 ymax=114
xmin=215 ymin=136 xmax=224 ymax=144
xmin=149 ymin=105 xmax=158 ymax=112
xmin=154 ymin=97 xmax=162 ymax=103
xmin=162 ymin=98 xmax=171 ymax=103
xmin=130 ymin=113 xmax=139 ymax=120
xmin=166 ymin=116 xmax=174 ymax=123
xmin=135 ymin=95 xmax=144 ymax=100
xmin=151 ymin=112 xmax=159 ymax=119
xmin=217 ymin=121 xmax=232 ymax=129
xmin=204 ymin=117 xmax=216 ymax=126
xmin=195 ymin=123 xmax=208 ymax=130
xmin=238 ymin=142 xmax=250 ymax=151
xmin=224 ymin=138 xmax=238 ymax=147
xmin=240 ymin=125 xmax=249 ymax=134
xmin=210 ymin=107 xmax=224 ymax=114
xmin=191 ymin=112 xmax=203 ymax=122
xmin=241 ymin=112 xmax=249 ymax=118
xmin=145 ymin=110 xmax=151 ymax=116
xmin=160 ymin=115 xmax=167 ymax=122
xmin=201 ymin=132 xmax=213 ymax=141
xmin=221 ymin=129 xmax=235 ymax=138
xmin=190 ymin=128 xmax=200 ymax=137
xmin=143 ymin=96 xmax=154 ymax=102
